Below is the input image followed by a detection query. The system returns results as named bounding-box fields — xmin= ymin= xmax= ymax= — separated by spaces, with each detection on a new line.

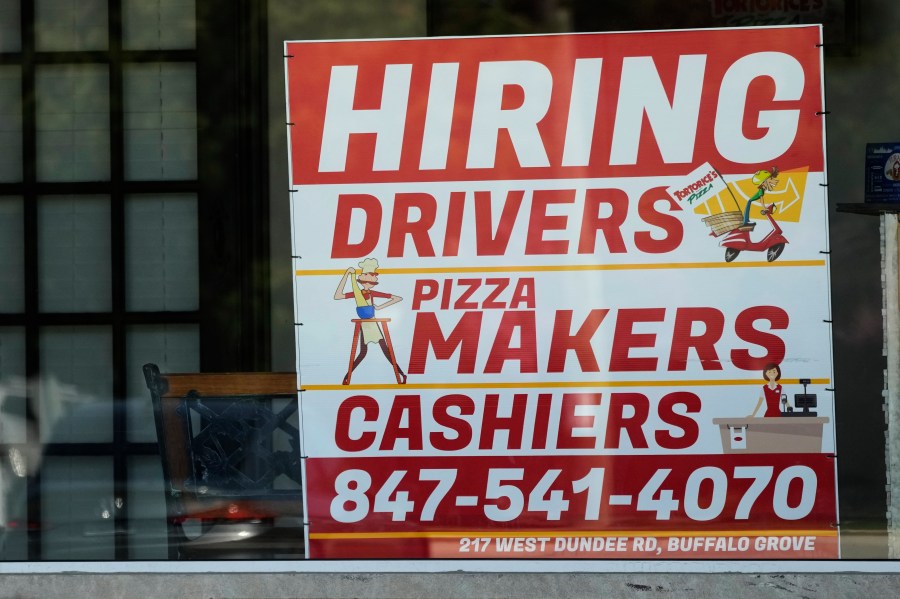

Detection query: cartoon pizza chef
xmin=333 ymin=257 xmax=407 ymax=385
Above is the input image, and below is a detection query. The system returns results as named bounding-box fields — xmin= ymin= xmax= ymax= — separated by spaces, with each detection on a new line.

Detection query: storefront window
xmin=125 ymin=324 xmax=199 ymax=444
xmin=35 ymin=0 xmax=108 ymax=52
xmin=0 ymin=0 xmax=201 ymax=562
xmin=122 ymin=0 xmax=195 ymax=51
xmin=0 ymin=197 xmax=24 ymax=312
xmin=38 ymin=196 xmax=111 ymax=312
xmin=35 ymin=65 xmax=110 ymax=182
xmin=3 ymin=0 xmax=900 ymax=567
xmin=0 ymin=68 xmax=23 ymax=183
xmin=124 ymin=194 xmax=199 ymax=312
xmin=123 ymin=64 xmax=197 ymax=181
xmin=0 ymin=0 xmax=21 ymax=53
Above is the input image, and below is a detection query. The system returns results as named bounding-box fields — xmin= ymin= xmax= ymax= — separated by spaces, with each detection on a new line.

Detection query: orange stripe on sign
xmin=300 ymin=378 xmax=830 ymax=392
xmin=296 ymin=260 xmax=826 ymax=277
xmin=309 ymin=529 xmax=838 ymax=540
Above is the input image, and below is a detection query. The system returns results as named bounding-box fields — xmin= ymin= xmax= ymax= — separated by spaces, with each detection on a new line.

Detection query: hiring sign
xmin=284 ymin=25 xmax=837 ymax=560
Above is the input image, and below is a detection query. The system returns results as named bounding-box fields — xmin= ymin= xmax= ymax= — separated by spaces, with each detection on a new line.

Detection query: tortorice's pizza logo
xmin=669 ymin=162 xmax=809 ymax=263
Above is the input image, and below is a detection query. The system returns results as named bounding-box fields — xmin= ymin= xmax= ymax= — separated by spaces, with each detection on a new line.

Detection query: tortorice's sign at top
xmin=285 ymin=26 xmax=837 ymax=562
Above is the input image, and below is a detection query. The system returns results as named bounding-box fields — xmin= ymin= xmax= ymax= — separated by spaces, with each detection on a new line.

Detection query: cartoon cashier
xmin=333 ymin=257 xmax=407 ymax=385
xmin=749 ymin=362 xmax=790 ymax=417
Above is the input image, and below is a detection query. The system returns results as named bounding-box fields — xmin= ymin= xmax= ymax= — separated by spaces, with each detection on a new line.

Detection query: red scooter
xmin=720 ymin=203 xmax=788 ymax=263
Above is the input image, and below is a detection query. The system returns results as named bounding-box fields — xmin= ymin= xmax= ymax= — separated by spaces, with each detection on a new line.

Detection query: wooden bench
xmin=142 ymin=363 xmax=304 ymax=559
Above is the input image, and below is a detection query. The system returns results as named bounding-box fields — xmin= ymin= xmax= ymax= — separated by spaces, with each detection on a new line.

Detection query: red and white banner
xmin=285 ymin=25 xmax=837 ymax=560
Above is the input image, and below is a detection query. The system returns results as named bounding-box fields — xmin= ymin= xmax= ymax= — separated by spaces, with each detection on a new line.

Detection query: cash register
xmin=782 ymin=377 xmax=817 ymax=417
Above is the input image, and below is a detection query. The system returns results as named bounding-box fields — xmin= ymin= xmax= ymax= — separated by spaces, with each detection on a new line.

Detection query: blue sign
xmin=865 ymin=143 xmax=900 ymax=203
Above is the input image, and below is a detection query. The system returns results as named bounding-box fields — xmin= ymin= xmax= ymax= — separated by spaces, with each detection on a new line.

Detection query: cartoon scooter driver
xmin=333 ymin=257 xmax=407 ymax=385
xmin=741 ymin=167 xmax=780 ymax=228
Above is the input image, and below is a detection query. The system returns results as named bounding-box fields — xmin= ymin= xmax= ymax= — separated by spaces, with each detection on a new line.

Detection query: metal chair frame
xmin=143 ymin=363 xmax=303 ymax=559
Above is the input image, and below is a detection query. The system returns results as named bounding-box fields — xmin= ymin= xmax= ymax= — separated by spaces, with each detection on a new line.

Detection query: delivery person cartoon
xmin=741 ymin=167 xmax=780 ymax=228
xmin=333 ymin=257 xmax=407 ymax=385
